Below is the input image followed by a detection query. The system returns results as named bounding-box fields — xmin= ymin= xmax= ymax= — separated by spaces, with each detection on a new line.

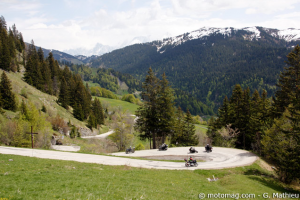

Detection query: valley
xmin=0 ymin=13 xmax=300 ymax=200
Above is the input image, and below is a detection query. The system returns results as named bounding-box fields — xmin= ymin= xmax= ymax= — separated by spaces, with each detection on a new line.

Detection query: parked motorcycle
xmin=184 ymin=158 xmax=198 ymax=167
xmin=126 ymin=147 xmax=135 ymax=154
xmin=159 ymin=144 xmax=168 ymax=151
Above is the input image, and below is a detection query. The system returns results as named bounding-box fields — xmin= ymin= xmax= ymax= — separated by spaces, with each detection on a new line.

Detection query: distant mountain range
xmin=63 ymin=36 xmax=152 ymax=57
xmin=152 ymin=27 xmax=300 ymax=53
xmin=89 ymin=26 xmax=300 ymax=113
xmin=27 ymin=26 xmax=300 ymax=114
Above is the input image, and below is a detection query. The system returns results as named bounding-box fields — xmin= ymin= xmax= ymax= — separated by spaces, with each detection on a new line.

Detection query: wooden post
xmin=26 ymin=126 xmax=38 ymax=149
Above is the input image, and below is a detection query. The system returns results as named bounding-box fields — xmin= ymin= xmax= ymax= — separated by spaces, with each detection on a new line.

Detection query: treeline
xmin=0 ymin=16 xmax=25 ymax=72
xmin=68 ymin=64 xmax=142 ymax=94
xmin=174 ymin=89 xmax=214 ymax=115
xmin=90 ymin=86 xmax=119 ymax=99
xmin=90 ymin=30 xmax=292 ymax=114
xmin=208 ymin=45 xmax=300 ymax=183
xmin=135 ymin=68 xmax=198 ymax=149
xmin=24 ymin=41 xmax=104 ymax=127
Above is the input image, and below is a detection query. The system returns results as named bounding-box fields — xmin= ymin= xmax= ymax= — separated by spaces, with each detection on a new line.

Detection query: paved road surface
xmin=0 ymin=146 xmax=257 ymax=170
xmin=81 ymin=130 xmax=114 ymax=139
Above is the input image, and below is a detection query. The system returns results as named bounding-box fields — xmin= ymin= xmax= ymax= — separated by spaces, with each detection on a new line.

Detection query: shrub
xmin=135 ymin=143 xmax=145 ymax=150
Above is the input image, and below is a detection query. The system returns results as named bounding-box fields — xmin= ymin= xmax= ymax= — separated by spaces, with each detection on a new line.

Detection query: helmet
xmin=190 ymin=156 xmax=192 ymax=158
xmin=207 ymin=144 xmax=209 ymax=146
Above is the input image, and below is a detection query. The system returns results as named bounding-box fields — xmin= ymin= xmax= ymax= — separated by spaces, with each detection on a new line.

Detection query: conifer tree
xmin=0 ymin=71 xmax=17 ymax=111
xmin=87 ymin=113 xmax=96 ymax=129
xmin=170 ymin=106 xmax=185 ymax=146
xmin=73 ymin=102 xmax=84 ymax=121
xmin=273 ymin=45 xmax=300 ymax=118
xmin=0 ymin=39 xmax=11 ymax=71
xmin=157 ymin=72 xmax=175 ymax=143
xmin=37 ymin=47 xmax=44 ymax=63
xmin=135 ymin=67 xmax=161 ymax=149
xmin=58 ymin=77 xmax=69 ymax=109
xmin=0 ymin=87 xmax=3 ymax=114
xmin=183 ymin=109 xmax=198 ymax=146
xmin=92 ymin=98 xmax=104 ymax=126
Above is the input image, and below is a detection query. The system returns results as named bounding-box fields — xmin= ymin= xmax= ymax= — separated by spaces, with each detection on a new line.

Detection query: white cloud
xmin=3 ymin=0 xmax=300 ymax=53
xmin=170 ymin=0 xmax=300 ymax=15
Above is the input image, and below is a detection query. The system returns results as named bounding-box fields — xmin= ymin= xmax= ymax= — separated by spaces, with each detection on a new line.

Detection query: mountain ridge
xmin=89 ymin=26 xmax=300 ymax=114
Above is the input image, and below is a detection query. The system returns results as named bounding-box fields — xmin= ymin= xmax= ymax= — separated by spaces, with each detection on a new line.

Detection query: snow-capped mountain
xmin=152 ymin=27 xmax=300 ymax=53
xmin=64 ymin=36 xmax=151 ymax=57
xmin=64 ymin=43 xmax=115 ymax=57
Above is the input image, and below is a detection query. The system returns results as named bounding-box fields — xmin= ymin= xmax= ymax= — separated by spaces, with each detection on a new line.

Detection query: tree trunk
xmin=152 ymin=132 xmax=156 ymax=149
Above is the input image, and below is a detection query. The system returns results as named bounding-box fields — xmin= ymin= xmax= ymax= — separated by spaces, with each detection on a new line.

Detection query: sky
xmin=1 ymin=0 xmax=300 ymax=53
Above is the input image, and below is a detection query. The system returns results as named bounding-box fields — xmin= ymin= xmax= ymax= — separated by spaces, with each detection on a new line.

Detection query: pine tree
xmin=92 ymin=98 xmax=104 ymax=126
xmin=214 ymin=96 xmax=230 ymax=129
xmin=0 ymin=86 xmax=3 ymax=114
xmin=58 ymin=77 xmax=69 ymax=109
xmin=73 ymin=102 xmax=84 ymax=121
xmin=157 ymin=72 xmax=175 ymax=143
xmin=0 ymin=71 xmax=17 ymax=111
xmin=262 ymin=109 xmax=300 ymax=183
xmin=0 ymin=39 xmax=11 ymax=71
xmin=135 ymin=67 xmax=161 ymax=149
xmin=87 ymin=113 xmax=96 ymax=129
xmin=273 ymin=45 xmax=300 ymax=118
xmin=183 ymin=109 xmax=198 ymax=146
xmin=170 ymin=106 xmax=185 ymax=146
xmin=37 ymin=47 xmax=44 ymax=63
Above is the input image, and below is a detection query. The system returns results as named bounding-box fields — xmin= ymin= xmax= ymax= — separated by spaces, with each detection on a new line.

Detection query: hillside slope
xmin=0 ymin=68 xmax=88 ymax=129
xmin=90 ymin=27 xmax=300 ymax=112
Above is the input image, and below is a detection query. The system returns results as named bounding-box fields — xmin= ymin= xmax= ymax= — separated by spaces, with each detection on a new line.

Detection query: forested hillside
xmin=90 ymin=27 xmax=297 ymax=114
xmin=207 ymin=45 xmax=300 ymax=183
xmin=67 ymin=64 xmax=142 ymax=94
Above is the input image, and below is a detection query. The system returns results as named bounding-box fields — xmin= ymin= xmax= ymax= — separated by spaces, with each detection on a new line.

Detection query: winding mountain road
xmin=0 ymin=146 xmax=257 ymax=170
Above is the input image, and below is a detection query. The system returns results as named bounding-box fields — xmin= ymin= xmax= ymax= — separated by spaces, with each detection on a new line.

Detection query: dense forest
xmin=207 ymin=45 xmax=300 ymax=183
xmin=90 ymin=28 xmax=295 ymax=114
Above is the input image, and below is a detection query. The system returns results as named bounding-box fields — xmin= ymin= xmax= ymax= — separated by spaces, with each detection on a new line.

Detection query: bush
xmin=135 ymin=143 xmax=145 ymax=150
xmin=20 ymin=88 xmax=28 ymax=98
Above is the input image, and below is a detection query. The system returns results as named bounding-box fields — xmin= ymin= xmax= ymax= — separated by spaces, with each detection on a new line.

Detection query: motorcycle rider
xmin=189 ymin=146 xmax=195 ymax=152
xmin=189 ymin=156 xmax=194 ymax=163
xmin=205 ymin=144 xmax=210 ymax=151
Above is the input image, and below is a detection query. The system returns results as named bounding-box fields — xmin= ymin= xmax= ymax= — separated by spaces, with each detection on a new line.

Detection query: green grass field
xmin=95 ymin=97 xmax=139 ymax=114
xmin=0 ymin=154 xmax=298 ymax=200
xmin=195 ymin=124 xmax=208 ymax=133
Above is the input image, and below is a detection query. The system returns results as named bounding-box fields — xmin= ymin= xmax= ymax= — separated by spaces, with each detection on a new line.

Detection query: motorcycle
xmin=159 ymin=144 xmax=168 ymax=151
xmin=184 ymin=158 xmax=198 ymax=167
xmin=205 ymin=146 xmax=212 ymax=153
xmin=126 ymin=147 xmax=135 ymax=154
xmin=189 ymin=148 xmax=198 ymax=153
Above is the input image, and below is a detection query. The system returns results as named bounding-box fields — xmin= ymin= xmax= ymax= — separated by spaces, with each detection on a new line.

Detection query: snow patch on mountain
xmin=268 ymin=28 xmax=300 ymax=42
xmin=154 ymin=27 xmax=300 ymax=53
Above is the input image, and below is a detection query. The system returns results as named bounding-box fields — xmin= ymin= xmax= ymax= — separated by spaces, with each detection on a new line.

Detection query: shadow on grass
xmin=245 ymin=171 xmax=300 ymax=194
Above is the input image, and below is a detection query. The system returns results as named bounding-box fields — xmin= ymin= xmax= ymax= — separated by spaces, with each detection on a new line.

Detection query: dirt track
xmin=0 ymin=146 xmax=257 ymax=170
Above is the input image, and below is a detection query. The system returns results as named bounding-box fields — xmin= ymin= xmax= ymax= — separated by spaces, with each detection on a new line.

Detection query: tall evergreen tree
xmin=58 ymin=77 xmax=69 ymax=109
xmin=273 ymin=45 xmax=300 ymax=118
xmin=0 ymin=71 xmax=17 ymax=111
xmin=92 ymin=98 xmax=104 ymax=126
xmin=135 ymin=67 xmax=161 ymax=149
xmin=183 ymin=109 xmax=198 ymax=146
xmin=157 ymin=72 xmax=175 ymax=143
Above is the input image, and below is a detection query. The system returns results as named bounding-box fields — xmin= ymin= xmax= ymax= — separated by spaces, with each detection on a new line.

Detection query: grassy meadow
xmin=0 ymin=153 xmax=299 ymax=200
xmin=95 ymin=97 xmax=139 ymax=115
